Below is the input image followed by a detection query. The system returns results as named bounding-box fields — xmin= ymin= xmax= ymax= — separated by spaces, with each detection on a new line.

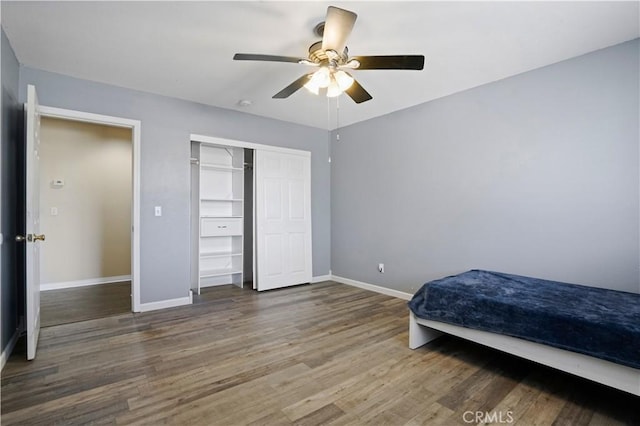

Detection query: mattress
xmin=408 ymin=270 xmax=640 ymax=369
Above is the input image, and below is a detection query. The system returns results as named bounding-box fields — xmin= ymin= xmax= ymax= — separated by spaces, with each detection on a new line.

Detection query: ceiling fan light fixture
xmin=304 ymin=82 xmax=320 ymax=95
xmin=326 ymin=76 xmax=342 ymax=98
xmin=334 ymin=70 xmax=354 ymax=91
xmin=304 ymin=66 xmax=331 ymax=94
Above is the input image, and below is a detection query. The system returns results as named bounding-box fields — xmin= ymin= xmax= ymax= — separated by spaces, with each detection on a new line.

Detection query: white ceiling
xmin=2 ymin=1 xmax=638 ymax=130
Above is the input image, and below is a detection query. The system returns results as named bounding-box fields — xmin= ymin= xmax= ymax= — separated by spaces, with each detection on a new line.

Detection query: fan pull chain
xmin=327 ymin=96 xmax=341 ymax=141
xmin=327 ymin=95 xmax=331 ymax=133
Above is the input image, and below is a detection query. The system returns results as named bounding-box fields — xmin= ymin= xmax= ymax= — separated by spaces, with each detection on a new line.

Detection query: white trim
xmin=331 ymin=275 xmax=413 ymax=300
xmin=138 ymin=295 xmax=192 ymax=312
xmin=409 ymin=313 xmax=640 ymax=396
xmin=131 ymin=122 xmax=141 ymax=313
xmin=1 ymin=329 xmax=19 ymax=371
xmin=190 ymin=134 xmax=311 ymax=157
xmin=39 ymin=106 xmax=139 ymax=129
xmin=39 ymin=105 xmax=142 ymax=313
xmin=311 ymin=274 xmax=332 ymax=283
xmin=41 ymin=275 xmax=132 ymax=291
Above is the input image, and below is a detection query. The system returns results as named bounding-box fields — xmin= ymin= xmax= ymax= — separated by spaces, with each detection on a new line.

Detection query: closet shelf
xmin=200 ymin=268 xmax=243 ymax=278
xmin=200 ymin=163 xmax=243 ymax=171
xmin=200 ymin=234 xmax=242 ymax=238
xmin=200 ymin=251 xmax=242 ymax=259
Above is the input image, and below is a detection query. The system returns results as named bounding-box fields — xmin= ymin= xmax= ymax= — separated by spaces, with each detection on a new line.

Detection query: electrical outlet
xmin=378 ymin=263 xmax=384 ymax=273
xmin=155 ymin=206 xmax=162 ymax=217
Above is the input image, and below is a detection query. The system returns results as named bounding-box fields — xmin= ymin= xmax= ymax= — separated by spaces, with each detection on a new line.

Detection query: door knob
xmin=16 ymin=235 xmax=26 ymax=242
xmin=33 ymin=234 xmax=46 ymax=242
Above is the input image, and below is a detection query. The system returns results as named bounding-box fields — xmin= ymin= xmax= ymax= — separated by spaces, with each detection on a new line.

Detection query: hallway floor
xmin=40 ymin=281 xmax=131 ymax=327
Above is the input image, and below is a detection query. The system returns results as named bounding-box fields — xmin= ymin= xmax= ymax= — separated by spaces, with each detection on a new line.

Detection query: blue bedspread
xmin=408 ymin=270 xmax=640 ymax=369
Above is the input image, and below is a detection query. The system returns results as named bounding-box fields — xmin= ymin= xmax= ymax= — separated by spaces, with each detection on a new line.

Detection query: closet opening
xmin=190 ymin=142 xmax=249 ymax=296
xmin=39 ymin=117 xmax=133 ymax=326
xmin=190 ymin=134 xmax=312 ymax=298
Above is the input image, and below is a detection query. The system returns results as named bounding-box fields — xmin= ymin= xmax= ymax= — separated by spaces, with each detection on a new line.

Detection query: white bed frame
xmin=409 ymin=313 xmax=640 ymax=396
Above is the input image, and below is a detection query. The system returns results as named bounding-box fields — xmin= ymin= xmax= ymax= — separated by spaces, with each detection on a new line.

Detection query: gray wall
xmin=1 ymin=28 xmax=21 ymax=353
xmin=19 ymin=67 xmax=330 ymax=304
xmin=331 ymin=39 xmax=640 ymax=295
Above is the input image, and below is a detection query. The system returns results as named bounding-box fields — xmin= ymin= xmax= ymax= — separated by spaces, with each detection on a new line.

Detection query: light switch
xmin=50 ymin=207 xmax=58 ymax=216
xmin=155 ymin=206 xmax=162 ymax=217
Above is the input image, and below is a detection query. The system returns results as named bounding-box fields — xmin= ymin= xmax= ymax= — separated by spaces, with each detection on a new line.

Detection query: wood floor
xmin=40 ymin=281 xmax=131 ymax=327
xmin=2 ymin=282 xmax=638 ymax=425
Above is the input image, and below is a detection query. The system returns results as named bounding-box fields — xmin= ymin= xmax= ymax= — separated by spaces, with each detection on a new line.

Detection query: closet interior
xmin=190 ymin=142 xmax=254 ymax=293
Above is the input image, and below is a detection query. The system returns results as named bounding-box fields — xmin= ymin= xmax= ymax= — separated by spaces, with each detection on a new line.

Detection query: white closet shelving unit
xmin=191 ymin=143 xmax=244 ymax=293
xmin=190 ymin=134 xmax=313 ymax=295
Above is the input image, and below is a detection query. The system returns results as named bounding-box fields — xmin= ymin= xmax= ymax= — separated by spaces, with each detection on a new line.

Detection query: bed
xmin=408 ymin=270 xmax=640 ymax=396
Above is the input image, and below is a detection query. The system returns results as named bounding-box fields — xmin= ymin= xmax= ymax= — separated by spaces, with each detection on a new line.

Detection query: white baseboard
xmin=1 ymin=329 xmax=20 ymax=371
xmin=138 ymin=295 xmax=192 ymax=312
xmin=311 ymin=274 xmax=332 ymax=283
xmin=331 ymin=275 xmax=413 ymax=300
xmin=42 ymin=275 xmax=132 ymax=291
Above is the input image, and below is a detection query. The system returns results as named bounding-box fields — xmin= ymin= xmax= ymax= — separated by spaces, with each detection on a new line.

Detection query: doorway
xmin=38 ymin=105 xmax=141 ymax=315
xmin=39 ymin=117 xmax=132 ymax=326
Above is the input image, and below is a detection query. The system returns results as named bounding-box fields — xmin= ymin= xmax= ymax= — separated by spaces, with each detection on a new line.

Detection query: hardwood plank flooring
xmin=40 ymin=282 xmax=131 ymax=327
xmin=2 ymin=282 xmax=638 ymax=425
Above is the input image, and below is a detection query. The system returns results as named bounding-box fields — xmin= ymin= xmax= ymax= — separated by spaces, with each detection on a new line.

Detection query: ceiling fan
xmin=233 ymin=6 xmax=425 ymax=104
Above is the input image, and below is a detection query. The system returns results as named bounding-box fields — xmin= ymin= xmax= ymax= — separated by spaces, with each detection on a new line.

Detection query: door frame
xmin=39 ymin=105 xmax=142 ymax=312
xmin=190 ymin=134 xmax=312 ymax=291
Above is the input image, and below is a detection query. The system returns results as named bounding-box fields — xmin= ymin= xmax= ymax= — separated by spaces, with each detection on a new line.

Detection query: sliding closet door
xmin=255 ymin=150 xmax=312 ymax=291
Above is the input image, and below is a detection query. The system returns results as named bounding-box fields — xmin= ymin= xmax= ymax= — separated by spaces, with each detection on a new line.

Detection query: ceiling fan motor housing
xmin=308 ymin=41 xmax=349 ymax=66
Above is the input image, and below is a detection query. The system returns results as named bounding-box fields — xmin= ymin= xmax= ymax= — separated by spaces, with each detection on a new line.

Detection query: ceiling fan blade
xmin=273 ymin=74 xmax=312 ymax=99
xmin=350 ymin=55 xmax=425 ymax=70
xmin=321 ymin=6 xmax=357 ymax=54
xmin=345 ymin=78 xmax=373 ymax=104
xmin=233 ymin=53 xmax=303 ymax=64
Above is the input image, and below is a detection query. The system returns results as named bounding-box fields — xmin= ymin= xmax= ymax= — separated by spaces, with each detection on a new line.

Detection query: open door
xmin=255 ymin=150 xmax=312 ymax=290
xmin=23 ymin=84 xmax=43 ymax=360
